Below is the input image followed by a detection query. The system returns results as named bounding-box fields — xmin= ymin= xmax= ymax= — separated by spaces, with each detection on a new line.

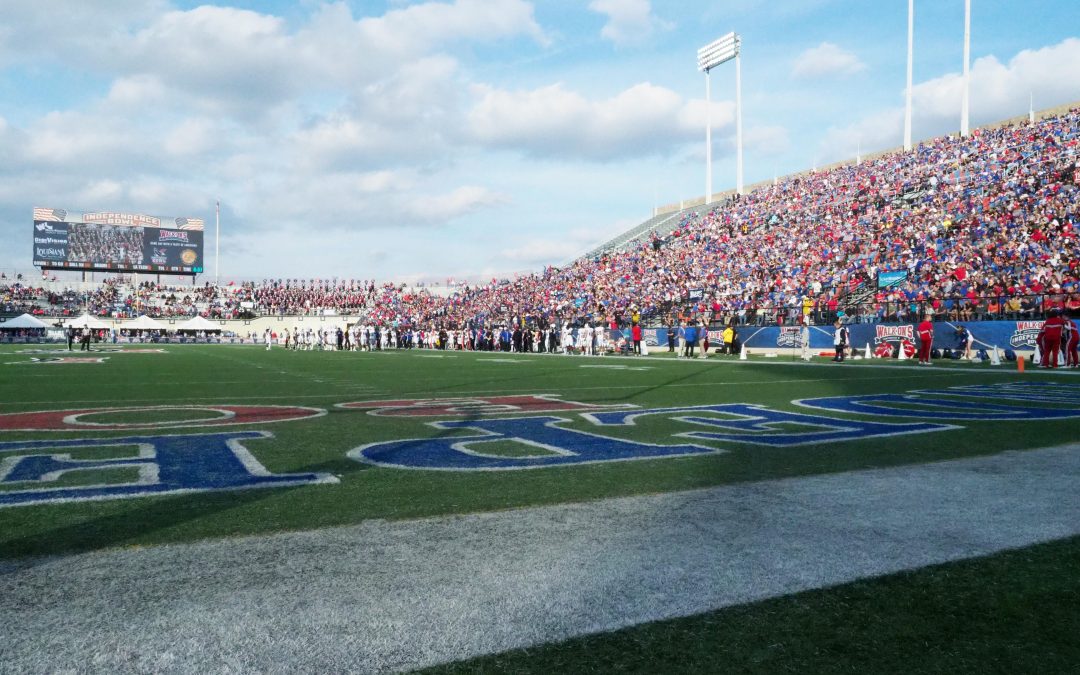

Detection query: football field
xmin=1 ymin=344 xmax=1078 ymax=673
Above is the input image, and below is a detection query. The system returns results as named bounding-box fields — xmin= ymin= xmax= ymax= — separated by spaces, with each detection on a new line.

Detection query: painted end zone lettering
xmin=0 ymin=431 xmax=337 ymax=508
xmin=796 ymin=388 xmax=1080 ymax=420
xmin=349 ymin=415 xmax=722 ymax=470
xmin=0 ymin=405 xmax=326 ymax=432
xmin=6 ymin=357 xmax=109 ymax=365
xmin=348 ymin=403 xmax=958 ymax=470
xmin=583 ymin=405 xmax=955 ymax=447
xmin=337 ymin=395 xmax=634 ymax=417
xmin=15 ymin=348 xmax=167 ymax=355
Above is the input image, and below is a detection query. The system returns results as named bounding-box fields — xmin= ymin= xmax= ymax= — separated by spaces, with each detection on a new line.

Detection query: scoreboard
xmin=33 ymin=207 xmax=205 ymax=275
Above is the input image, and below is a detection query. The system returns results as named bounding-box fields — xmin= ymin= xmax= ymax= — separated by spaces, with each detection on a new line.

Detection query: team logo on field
xmin=0 ymin=431 xmax=337 ymax=508
xmin=6 ymin=357 xmax=110 ymax=365
xmin=1010 ymin=321 xmax=1042 ymax=348
xmin=0 ymin=405 xmax=326 ymax=432
xmin=338 ymin=395 xmax=633 ymax=417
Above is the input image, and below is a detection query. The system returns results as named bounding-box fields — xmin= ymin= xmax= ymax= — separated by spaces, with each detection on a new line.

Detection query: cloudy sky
xmin=2 ymin=0 xmax=1079 ymax=282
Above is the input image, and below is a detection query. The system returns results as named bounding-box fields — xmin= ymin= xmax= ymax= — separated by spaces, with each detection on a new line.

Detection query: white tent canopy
xmin=175 ymin=315 xmax=220 ymax=332
xmin=125 ymin=315 xmax=167 ymax=331
xmin=0 ymin=313 xmax=49 ymax=329
xmin=66 ymin=314 xmax=109 ymax=330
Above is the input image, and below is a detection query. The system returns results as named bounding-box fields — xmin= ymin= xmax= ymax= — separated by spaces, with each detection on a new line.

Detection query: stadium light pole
xmin=904 ymin=0 xmax=914 ymax=151
xmin=215 ymin=200 xmax=220 ymax=285
xmin=960 ymin=0 xmax=971 ymax=137
xmin=698 ymin=32 xmax=742 ymax=203
xmin=735 ymin=49 xmax=743 ymax=196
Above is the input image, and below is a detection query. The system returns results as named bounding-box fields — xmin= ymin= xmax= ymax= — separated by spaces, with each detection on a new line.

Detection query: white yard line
xmin=2 ymin=442 xmax=1078 ymax=673
xmin=0 ymin=372 xmax=955 ymax=407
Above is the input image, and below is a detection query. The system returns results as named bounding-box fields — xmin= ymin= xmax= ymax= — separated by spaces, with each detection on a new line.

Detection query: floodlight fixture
xmin=698 ymin=32 xmax=740 ymax=71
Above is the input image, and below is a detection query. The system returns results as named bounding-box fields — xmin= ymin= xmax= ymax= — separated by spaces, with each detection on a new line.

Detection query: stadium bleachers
xmin=5 ymin=108 xmax=1079 ymax=328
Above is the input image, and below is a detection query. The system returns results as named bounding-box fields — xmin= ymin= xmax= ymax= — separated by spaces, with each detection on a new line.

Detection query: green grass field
xmin=1 ymin=343 xmax=1077 ymax=672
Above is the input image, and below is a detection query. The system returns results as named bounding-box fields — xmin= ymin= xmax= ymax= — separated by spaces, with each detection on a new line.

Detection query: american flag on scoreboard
xmin=174 ymin=217 xmax=205 ymax=231
xmin=33 ymin=207 xmax=67 ymax=222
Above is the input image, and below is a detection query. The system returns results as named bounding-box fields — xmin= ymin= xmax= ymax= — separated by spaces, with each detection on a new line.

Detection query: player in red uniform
xmin=1064 ymin=309 xmax=1079 ymax=368
xmin=916 ymin=315 xmax=934 ymax=364
xmin=1038 ymin=309 xmax=1066 ymax=368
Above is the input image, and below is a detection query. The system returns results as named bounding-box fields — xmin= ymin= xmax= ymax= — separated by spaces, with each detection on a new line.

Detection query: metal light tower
xmin=215 ymin=199 xmax=221 ymax=285
xmin=698 ymin=32 xmax=742 ymax=202
xmin=904 ymin=0 xmax=914 ymax=151
xmin=960 ymin=0 xmax=971 ymax=136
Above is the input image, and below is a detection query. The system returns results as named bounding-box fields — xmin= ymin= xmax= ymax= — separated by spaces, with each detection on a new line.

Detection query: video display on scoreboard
xmin=32 ymin=207 xmax=205 ymax=275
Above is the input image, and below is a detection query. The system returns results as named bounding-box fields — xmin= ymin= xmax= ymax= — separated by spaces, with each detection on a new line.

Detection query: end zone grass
xmin=0 ymin=345 xmax=1075 ymax=560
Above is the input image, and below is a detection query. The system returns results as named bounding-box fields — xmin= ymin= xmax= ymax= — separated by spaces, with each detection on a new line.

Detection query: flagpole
xmin=215 ymin=200 xmax=220 ymax=285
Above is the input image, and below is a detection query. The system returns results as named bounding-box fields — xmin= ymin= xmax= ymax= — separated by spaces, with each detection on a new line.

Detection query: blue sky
xmin=2 ymin=0 xmax=1079 ymax=282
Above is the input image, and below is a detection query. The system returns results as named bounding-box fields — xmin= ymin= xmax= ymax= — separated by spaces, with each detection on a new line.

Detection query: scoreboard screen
xmin=32 ymin=207 xmax=204 ymax=275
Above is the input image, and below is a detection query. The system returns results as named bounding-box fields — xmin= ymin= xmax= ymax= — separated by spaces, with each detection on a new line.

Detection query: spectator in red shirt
xmin=917 ymin=315 xmax=934 ymax=365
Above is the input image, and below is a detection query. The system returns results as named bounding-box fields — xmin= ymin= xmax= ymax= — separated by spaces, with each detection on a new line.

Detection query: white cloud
xmin=105 ymin=75 xmax=169 ymax=108
xmin=589 ymin=0 xmax=672 ymax=46
xmin=499 ymin=217 xmax=637 ymax=266
xmin=911 ymin=38 xmax=1080 ymax=121
xmin=163 ymin=118 xmax=221 ymax=158
xmin=354 ymin=0 xmax=548 ymax=52
xmin=1 ymin=0 xmax=547 ymax=121
xmin=401 ymin=185 xmax=510 ymax=223
xmin=500 ymin=237 xmax=585 ymax=264
xmin=77 ymin=180 xmax=125 ymax=205
xmin=0 ymin=0 xmax=168 ymax=67
xmin=467 ymin=82 xmax=732 ymax=160
xmin=289 ymin=56 xmax=466 ymax=171
xmin=791 ymin=42 xmax=866 ymax=79
xmin=819 ymin=37 xmax=1080 ymax=161
xmin=744 ymin=125 xmax=791 ymax=156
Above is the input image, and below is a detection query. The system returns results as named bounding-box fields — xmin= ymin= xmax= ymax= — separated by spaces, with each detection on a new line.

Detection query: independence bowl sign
xmin=1 ymin=386 xmax=1078 ymax=507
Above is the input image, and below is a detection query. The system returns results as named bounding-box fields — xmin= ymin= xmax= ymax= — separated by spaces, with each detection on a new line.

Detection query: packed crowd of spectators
xmin=4 ymin=109 xmax=1079 ymax=328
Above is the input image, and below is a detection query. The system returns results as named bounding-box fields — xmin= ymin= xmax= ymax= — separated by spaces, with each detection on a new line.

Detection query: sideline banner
xmin=648 ymin=319 xmax=1046 ymax=352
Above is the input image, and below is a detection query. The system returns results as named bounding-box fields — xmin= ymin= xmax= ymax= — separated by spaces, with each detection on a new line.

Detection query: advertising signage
xmin=33 ymin=207 xmax=204 ymax=275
